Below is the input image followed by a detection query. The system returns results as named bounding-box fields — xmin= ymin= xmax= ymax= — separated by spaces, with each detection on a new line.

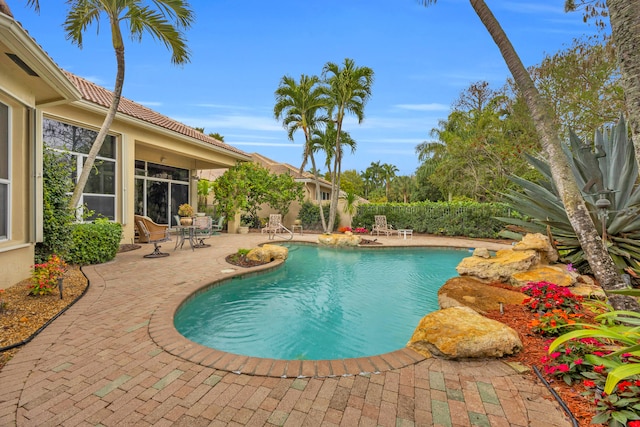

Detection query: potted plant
xmin=238 ymin=218 xmax=250 ymax=234
xmin=178 ymin=203 xmax=194 ymax=225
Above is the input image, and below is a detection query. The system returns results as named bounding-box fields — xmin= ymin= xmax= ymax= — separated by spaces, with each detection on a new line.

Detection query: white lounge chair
xmin=371 ymin=215 xmax=394 ymax=236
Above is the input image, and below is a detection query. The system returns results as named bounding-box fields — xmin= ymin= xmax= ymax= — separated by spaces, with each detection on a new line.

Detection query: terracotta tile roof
xmin=64 ymin=71 xmax=249 ymax=158
xmin=251 ymin=152 xmax=332 ymax=187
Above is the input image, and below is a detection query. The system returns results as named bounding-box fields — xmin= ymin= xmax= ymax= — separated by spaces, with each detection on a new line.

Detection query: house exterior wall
xmin=0 ymin=88 xmax=34 ymax=288
xmin=42 ymin=102 xmax=244 ymax=243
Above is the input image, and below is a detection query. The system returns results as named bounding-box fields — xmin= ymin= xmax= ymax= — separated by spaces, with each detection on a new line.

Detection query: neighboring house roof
xmin=64 ymin=72 xmax=251 ymax=159
xmin=251 ymin=152 xmax=332 ymax=189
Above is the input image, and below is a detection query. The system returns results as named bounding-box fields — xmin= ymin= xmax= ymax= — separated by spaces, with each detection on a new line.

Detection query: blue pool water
xmin=174 ymin=245 xmax=469 ymax=360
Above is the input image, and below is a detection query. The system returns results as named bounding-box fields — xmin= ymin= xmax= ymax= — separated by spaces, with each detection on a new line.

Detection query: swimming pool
xmin=174 ymin=244 xmax=468 ymax=360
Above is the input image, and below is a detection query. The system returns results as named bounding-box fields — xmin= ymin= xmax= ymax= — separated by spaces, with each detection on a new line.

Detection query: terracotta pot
xmin=180 ymin=217 xmax=192 ymax=226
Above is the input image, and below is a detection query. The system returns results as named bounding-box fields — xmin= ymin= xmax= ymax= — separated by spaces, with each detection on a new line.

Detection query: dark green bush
xmin=67 ymin=219 xmax=122 ymax=265
xmin=353 ymin=202 xmax=514 ymax=238
xmin=36 ymin=149 xmax=75 ymax=263
xmin=298 ymin=201 xmax=339 ymax=231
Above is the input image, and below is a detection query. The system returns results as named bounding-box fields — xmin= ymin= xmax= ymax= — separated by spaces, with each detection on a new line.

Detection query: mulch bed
xmin=225 ymin=254 xmax=270 ymax=268
xmin=0 ymin=265 xmax=88 ymax=369
xmin=118 ymin=244 xmax=141 ymax=253
xmin=484 ymin=288 xmax=602 ymax=427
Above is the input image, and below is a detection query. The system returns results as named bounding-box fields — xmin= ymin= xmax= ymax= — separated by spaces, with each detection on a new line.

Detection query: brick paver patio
xmin=0 ymin=232 xmax=572 ymax=426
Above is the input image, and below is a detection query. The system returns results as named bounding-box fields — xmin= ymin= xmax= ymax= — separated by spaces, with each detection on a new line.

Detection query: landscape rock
xmin=407 ymin=306 xmax=522 ymax=359
xmin=438 ymin=277 xmax=526 ymax=314
xmin=317 ymin=233 xmax=362 ymax=247
xmin=513 ymin=233 xmax=558 ymax=263
xmin=246 ymin=244 xmax=288 ymax=262
xmin=472 ymin=248 xmax=492 ymax=259
xmin=571 ymin=279 xmax=606 ymax=299
xmin=510 ymin=265 xmax=576 ymax=288
xmin=456 ymin=249 xmax=539 ymax=282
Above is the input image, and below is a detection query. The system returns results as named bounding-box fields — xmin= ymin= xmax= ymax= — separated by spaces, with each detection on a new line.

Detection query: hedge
xmin=352 ymin=202 xmax=516 ymax=239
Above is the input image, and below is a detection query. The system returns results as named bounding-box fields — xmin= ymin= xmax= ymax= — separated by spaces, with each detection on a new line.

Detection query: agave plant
xmin=499 ymin=116 xmax=640 ymax=275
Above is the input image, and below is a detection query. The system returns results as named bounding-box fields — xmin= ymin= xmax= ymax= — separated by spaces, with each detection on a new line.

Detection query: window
xmin=134 ymin=160 xmax=189 ymax=226
xmin=43 ymin=118 xmax=117 ymax=220
xmin=0 ymin=102 xmax=8 ymax=240
xmin=321 ymin=191 xmax=330 ymax=201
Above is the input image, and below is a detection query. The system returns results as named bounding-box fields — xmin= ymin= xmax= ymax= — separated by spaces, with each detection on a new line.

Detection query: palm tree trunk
xmin=607 ymin=0 xmax=640 ymax=170
xmin=310 ymin=154 xmax=327 ymax=232
xmin=470 ymin=0 xmax=639 ymax=311
xmin=327 ymin=122 xmax=342 ymax=232
xmin=68 ymin=40 xmax=125 ymax=210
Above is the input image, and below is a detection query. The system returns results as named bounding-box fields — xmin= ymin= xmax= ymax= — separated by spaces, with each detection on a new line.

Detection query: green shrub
xmin=353 ymin=202 xmax=513 ymax=238
xmin=67 ymin=219 xmax=122 ymax=265
xmin=298 ymin=201 xmax=339 ymax=231
xmin=36 ymin=149 xmax=75 ymax=263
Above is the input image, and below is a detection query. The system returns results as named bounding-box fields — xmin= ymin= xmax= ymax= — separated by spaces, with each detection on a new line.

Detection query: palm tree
xmin=420 ymin=0 xmax=638 ymax=311
xmin=312 ymin=121 xmax=357 ymax=181
xmin=65 ymin=0 xmax=194 ymax=210
xmin=381 ymin=163 xmax=398 ymax=199
xmin=274 ymin=74 xmax=329 ymax=231
xmin=365 ymin=161 xmax=384 ymax=190
xmin=392 ymin=175 xmax=413 ymax=203
xmin=322 ymin=58 xmax=374 ymax=232
xmin=565 ymin=0 xmax=640 ymax=170
xmin=605 ymin=1 xmax=640 ymax=171
xmin=341 ymin=190 xmax=358 ymax=227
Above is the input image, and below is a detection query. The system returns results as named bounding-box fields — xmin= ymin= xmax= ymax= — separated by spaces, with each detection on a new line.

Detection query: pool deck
xmin=0 ymin=232 xmax=573 ymax=426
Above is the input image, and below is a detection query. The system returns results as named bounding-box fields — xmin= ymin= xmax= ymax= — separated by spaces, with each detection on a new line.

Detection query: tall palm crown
xmin=321 ymin=58 xmax=374 ymax=231
xmin=273 ymin=74 xmax=328 ymax=172
xmin=65 ymin=0 xmax=194 ymax=209
xmin=274 ymin=74 xmax=330 ymax=231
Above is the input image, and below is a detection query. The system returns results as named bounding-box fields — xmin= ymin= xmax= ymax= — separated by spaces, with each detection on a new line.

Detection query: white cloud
xmin=229 ymin=142 xmax=303 ymax=147
xmin=360 ymin=138 xmax=426 ymax=145
xmin=192 ymin=103 xmax=252 ymax=110
xmin=176 ymin=114 xmax=283 ymax=132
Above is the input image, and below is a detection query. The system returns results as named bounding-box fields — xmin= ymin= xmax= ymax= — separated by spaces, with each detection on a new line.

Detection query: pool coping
xmin=149 ymin=246 xmax=428 ymax=378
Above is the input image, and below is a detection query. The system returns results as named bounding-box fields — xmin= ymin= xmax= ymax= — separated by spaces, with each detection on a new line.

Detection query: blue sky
xmin=12 ymin=0 xmax=600 ymax=176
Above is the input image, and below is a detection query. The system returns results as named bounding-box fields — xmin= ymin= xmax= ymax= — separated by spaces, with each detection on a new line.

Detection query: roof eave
xmin=74 ymin=99 xmax=252 ymax=162
xmin=0 ymin=14 xmax=81 ymax=104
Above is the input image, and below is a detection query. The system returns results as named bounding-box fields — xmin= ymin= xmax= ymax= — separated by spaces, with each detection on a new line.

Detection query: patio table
xmin=173 ymin=225 xmax=196 ymax=251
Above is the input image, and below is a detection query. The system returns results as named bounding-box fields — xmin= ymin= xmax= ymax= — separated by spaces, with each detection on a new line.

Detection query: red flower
xmin=628 ymin=421 xmax=640 ymax=427
xmin=583 ymin=380 xmax=595 ymax=388
xmin=593 ymin=365 xmax=606 ymax=373
xmin=557 ymin=364 xmax=570 ymax=372
xmin=617 ymin=381 xmax=632 ymax=392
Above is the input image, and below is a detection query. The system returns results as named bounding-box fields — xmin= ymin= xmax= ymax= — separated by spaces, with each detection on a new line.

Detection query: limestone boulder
xmin=456 ymin=249 xmax=539 ymax=282
xmin=571 ymin=275 xmax=606 ymax=299
xmin=317 ymin=233 xmax=362 ymax=247
xmin=513 ymin=233 xmax=558 ymax=263
xmin=246 ymin=244 xmax=288 ymax=262
xmin=510 ymin=265 xmax=577 ymax=288
xmin=438 ymin=277 xmax=526 ymax=314
xmin=473 ymin=248 xmax=491 ymax=259
xmin=407 ymin=306 xmax=522 ymax=359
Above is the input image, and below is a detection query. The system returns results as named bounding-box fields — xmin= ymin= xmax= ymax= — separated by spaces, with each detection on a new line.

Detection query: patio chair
xmin=211 ymin=215 xmax=225 ymax=234
xmin=371 ymin=215 xmax=394 ymax=236
xmin=193 ymin=216 xmax=213 ymax=248
xmin=134 ymin=215 xmax=171 ymax=258
xmin=261 ymin=214 xmax=283 ymax=234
